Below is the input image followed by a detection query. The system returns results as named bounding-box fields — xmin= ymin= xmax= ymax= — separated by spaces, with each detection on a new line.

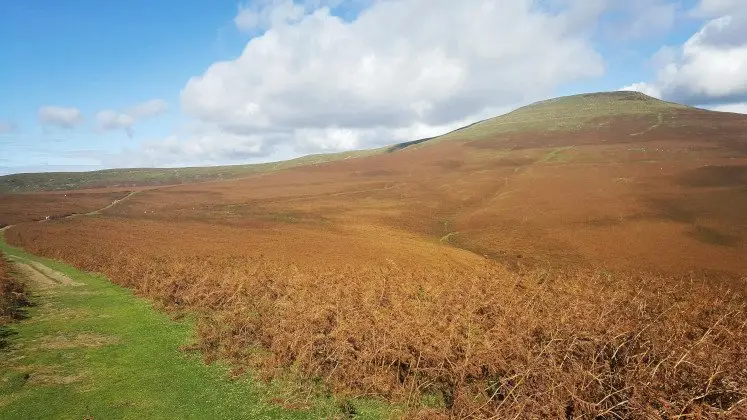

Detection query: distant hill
xmin=0 ymin=149 xmax=381 ymax=194
xmin=406 ymin=91 xmax=690 ymax=144
xmin=0 ymin=91 xmax=728 ymax=194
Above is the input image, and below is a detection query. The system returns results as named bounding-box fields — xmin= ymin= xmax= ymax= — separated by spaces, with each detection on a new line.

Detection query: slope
xmin=3 ymin=91 xmax=747 ymax=417
xmin=0 ymin=237 xmax=394 ymax=419
xmin=0 ymin=91 xmax=692 ymax=194
xmin=0 ymin=149 xmax=382 ymax=194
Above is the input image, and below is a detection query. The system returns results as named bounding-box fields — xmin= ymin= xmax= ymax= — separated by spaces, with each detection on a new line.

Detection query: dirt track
xmin=85 ymin=191 xmax=140 ymax=215
xmin=2 ymin=191 xmax=141 ymax=289
xmin=9 ymin=256 xmax=81 ymax=288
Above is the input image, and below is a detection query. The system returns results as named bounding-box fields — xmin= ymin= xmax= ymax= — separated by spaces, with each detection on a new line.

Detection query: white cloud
xmin=707 ymin=102 xmax=747 ymax=113
xmin=107 ymin=130 xmax=271 ymax=167
xmin=96 ymin=111 xmax=136 ymax=137
xmin=625 ymin=1 xmax=747 ymax=107
xmin=141 ymin=132 xmax=267 ymax=163
xmin=116 ymin=104 xmax=507 ymax=167
xmin=620 ymin=82 xmax=663 ymax=99
xmin=38 ymin=106 xmax=84 ymax=129
xmin=174 ymin=0 xmax=604 ymax=161
xmin=96 ymin=99 xmax=168 ymax=137
xmin=0 ymin=120 xmax=17 ymax=134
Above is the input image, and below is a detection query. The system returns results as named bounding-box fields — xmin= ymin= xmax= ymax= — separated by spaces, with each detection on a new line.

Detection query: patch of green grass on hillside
xmin=0 ymin=234 xmax=396 ymax=419
xmin=539 ymin=147 xmax=575 ymax=163
xmin=428 ymin=91 xmax=690 ymax=144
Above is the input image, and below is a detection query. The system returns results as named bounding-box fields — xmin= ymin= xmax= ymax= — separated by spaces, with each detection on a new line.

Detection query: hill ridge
xmin=0 ymin=91 xmax=737 ymax=193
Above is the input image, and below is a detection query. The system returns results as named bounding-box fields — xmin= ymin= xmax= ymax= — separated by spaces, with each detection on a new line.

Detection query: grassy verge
xmin=0 ymin=235 xmax=395 ymax=419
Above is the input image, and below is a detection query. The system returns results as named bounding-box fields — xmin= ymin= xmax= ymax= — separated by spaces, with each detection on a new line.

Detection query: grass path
xmin=0 ymin=236 xmax=393 ymax=419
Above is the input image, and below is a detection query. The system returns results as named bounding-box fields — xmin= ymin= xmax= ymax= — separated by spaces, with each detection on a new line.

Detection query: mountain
xmin=397 ymin=91 xmax=690 ymax=147
xmin=3 ymin=91 xmax=747 ymax=274
xmin=4 ymin=91 xmax=747 ymax=417
xmin=0 ymin=91 xmax=719 ymax=194
xmin=0 ymin=149 xmax=381 ymax=194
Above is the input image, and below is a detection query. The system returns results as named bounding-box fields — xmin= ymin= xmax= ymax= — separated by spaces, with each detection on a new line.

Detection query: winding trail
xmin=630 ymin=112 xmax=664 ymax=137
xmin=439 ymin=231 xmax=460 ymax=243
xmin=1 ymin=189 xmax=141 ymax=291
xmin=0 ymin=188 xmax=373 ymax=419
xmin=2 ymin=189 xmax=142 ymax=233
xmin=84 ymin=191 xmax=140 ymax=215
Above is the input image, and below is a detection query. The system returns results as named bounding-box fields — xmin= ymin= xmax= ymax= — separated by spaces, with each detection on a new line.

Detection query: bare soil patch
xmin=26 ymin=367 xmax=86 ymax=386
xmin=11 ymin=262 xmax=57 ymax=289
xmin=39 ymin=332 xmax=119 ymax=350
xmin=8 ymin=258 xmax=81 ymax=287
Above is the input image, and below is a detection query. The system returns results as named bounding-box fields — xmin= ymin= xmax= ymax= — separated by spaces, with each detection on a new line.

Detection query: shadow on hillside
xmin=687 ymin=225 xmax=742 ymax=247
xmin=0 ymin=326 xmax=18 ymax=350
xmin=678 ymin=165 xmax=747 ymax=188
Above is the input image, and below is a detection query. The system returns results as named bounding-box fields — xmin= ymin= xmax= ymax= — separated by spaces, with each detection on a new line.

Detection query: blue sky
xmin=1 ymin=0 xmax=746 ymax=175
xmin=0 ymin=0 xmax=248 ymax=172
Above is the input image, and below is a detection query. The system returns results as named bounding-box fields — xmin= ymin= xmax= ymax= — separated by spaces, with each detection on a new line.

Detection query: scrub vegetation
xmin=2 ymin=92 xmax=747 ymax=418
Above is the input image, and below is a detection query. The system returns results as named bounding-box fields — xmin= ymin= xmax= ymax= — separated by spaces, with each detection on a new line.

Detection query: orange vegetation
xmin=0 ymin=189 xmax=132 ymax=226
xmin=0 ymin=255 xmax=28 ymax=326
xmin=4 ymin=101 xmax=747 ymax=416
xmin=7 ymin=220 xmax=747 ymax=417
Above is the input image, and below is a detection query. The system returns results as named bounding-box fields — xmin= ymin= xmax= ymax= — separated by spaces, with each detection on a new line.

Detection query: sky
xmin=1 ymin=0 xmax=746 ymax=175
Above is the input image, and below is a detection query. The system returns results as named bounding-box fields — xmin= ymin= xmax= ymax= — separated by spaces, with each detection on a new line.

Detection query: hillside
xmin=5 ymin=91 xmax=747 ymax=272
xmin=3 ymin=91 xmax=747 ymax=417
xmin=0 ymin=91 xmax=696 ymax=194
xmin=0 ymin=149 xmax=381 ymax=194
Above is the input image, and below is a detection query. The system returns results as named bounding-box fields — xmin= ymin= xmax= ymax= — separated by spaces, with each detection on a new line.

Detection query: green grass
xmin=411 ymin=91 xmax=690 ymax=147
xmin=539 ymin=147 xmax=575 ymax=163
xmin=0 ymin=235 xmax=395 ymax=419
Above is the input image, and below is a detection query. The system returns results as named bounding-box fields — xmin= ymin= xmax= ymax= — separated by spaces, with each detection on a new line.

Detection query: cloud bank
xmin=126 ymin=0 xmax=607 ymax=165
xmin=623 ymin=0 xmax=747 ymax=113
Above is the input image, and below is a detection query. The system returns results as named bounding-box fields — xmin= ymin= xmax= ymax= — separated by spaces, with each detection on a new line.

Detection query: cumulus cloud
xmin=624 ymin=1 xmax=747 ymax=107
xmin=171 ymin=0 xmax=605 ymax=162
xmin=620 ymin=82 xmax=663 ymax=99
xmin=114 ymin=100 xmax=513 ymax=167
xmin=97 ymin=111 xmax=136 ymax=137
xmin=0 ymin=120 xmax=17 ymax=134
xmin=38 ymin=106 xmax=84 ymax=129
xmin=96 ymin=99 xmax=168 ymax=138
xmin=140 ymin=132 xmax=268 ymax=163
xmin=104 ymin=129 xmax=272 ymax=167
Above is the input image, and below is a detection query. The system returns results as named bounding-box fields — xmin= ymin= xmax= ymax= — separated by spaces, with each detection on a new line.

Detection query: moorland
xmin=1 ymin=92 xmax=746 ymax=418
